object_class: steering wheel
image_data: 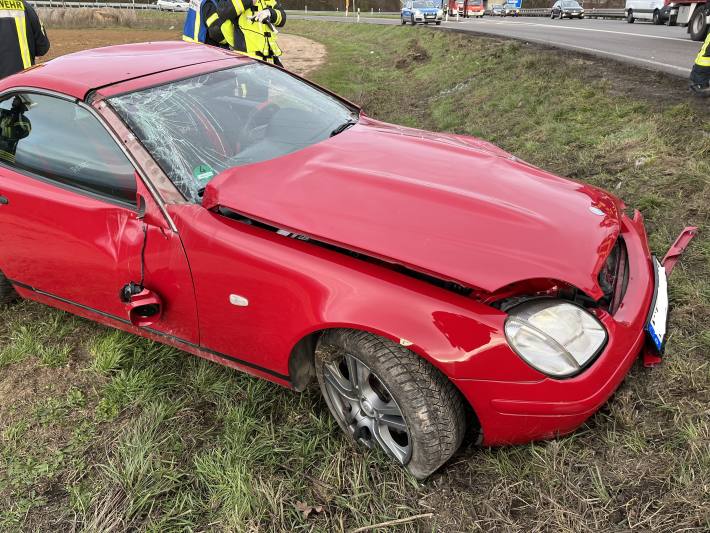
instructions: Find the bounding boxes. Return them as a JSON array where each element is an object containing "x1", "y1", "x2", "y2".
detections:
[
  {"x1": 240, "y1": 102, "x2": 281, "y2": 148},
  {"x1": 177, "y1": 92, "x2": 228, "y2": 157}
]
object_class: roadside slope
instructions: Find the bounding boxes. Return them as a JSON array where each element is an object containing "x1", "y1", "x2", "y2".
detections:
[{"x1": 1, "y1": 20, "x2": 707, "y2": 533}]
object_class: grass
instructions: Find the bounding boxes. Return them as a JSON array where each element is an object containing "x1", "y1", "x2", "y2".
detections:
[{"x1": 2, "y1": 20, "x2": 709, "y2": 532}]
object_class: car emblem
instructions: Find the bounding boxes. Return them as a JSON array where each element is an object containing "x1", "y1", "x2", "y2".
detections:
[{"x1": 589, "y1": 206, "x2": 605, "y2": 216}]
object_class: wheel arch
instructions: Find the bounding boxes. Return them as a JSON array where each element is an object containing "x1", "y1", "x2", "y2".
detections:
[
  {"x1": 287, "y1": 321, "x2": 459, "y2": 392},
  {"x1": 288, "y1": 323, "x2": 483, "y2": 443},
  {"x1": 285, "y1": 292, "x2": 541, "y2": 391}
]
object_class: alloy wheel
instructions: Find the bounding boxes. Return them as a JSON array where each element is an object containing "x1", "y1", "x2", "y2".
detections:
[{"x1": 322, "y1": 352, "x2": 412, "y2": 464}]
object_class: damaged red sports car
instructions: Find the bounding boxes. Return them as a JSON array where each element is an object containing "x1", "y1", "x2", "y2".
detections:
[{"x1": 0, "y1": 42, "x2": 696, "y2": 479}]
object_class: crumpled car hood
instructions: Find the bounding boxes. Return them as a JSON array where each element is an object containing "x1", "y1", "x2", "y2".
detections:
[{"x1": 203, "y1": 117, "x2": 621, "y2": 299}]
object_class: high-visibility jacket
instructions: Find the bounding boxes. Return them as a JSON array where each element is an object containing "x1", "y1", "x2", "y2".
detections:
[
  {"x1": 695, "y1": 31, "x2": 710, "y2": 69},
  {"x1": 217, "y1": 0, "x2": 286, "y2": 62},
  {"x1": 0, "y1": 0, "x2": 50, "y2": 79},
  {"x1": 183, "y1": 0, "x2": 230, "y2": 48}
]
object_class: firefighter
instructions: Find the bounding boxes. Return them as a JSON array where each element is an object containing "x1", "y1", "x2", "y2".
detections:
[
  {"x1": 0, "y1": 0, "x2": 50, "y2": 80},
  {"x1": 183, "y1": 0, "x2": 233, "y2": 48},
  {"x1": 216, "y1": 0, "x2": 287, "y2": 66},
  {"x1": 689, "y1": 31, "x2": 710, "y2": 97},
  {"x1": 0, "y1": 96, "x2": 31, "y2": 164}
]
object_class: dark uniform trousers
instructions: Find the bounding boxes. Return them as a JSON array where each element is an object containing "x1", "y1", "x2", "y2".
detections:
[{"x1": 690, "y1": 31, "x2": 710, "y2": 91}]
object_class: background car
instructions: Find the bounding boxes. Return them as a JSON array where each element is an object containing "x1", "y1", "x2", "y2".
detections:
[
  {"x1": 551, "y1": 0, "x2": 585, "y2": 18},
  {"x1": 156, "y1": 0, "x2": 189, "y2": 12},
  {"x1": 491, "y1": 3, "x2": 505, "y2": 15},
  {"x1": 402, "y1": 0, "x2": 444, "y2": 24},
  {"x1": 0, "y1": 41, "x2": 692, "y2": 479},
  {"x1": 625, "y1": 0, "x2": 678, "y2": 25}
]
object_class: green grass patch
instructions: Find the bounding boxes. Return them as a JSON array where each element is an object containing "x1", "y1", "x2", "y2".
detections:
[{"x1": 1, "y1": 21, "x2": 708, "y2": 532}]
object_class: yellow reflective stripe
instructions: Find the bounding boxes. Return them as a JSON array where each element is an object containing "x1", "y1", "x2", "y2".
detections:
[
  {"x1": 206, "y1": 12, "x2": 219, "y2": 26},
  {"x1": 193, "y1": 8, "x2": 201, "y2": 41},
  {"x1": 231, "y1": 0, "x2": 245, "y2": 14},
  {"x1": 696, "y1": 34, "x2": 710, "y2": 67},
  {"x1": 274, "y1": 8, "x2": 282, "y2": 25},
  {"x1": 14, "y1": 16, "x2": 31, "y2": 69},
  {"x1": 220, "y1": 19, "x2": 235, "y2": 47},
  {"x1": 0, "y1": 149, "x2": 16, "y2": 163},
  {"x1": 182, "y1": 35, "x2": 196, "y2": 42}
]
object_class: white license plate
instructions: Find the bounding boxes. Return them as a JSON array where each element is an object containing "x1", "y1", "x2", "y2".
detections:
[{"x1": 646, "y1": 258, "x2": 668, "y2": 352}]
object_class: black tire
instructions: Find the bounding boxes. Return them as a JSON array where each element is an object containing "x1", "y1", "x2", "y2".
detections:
[
  {"x1": 0, "y1": 271, "x2": 17, "y2": 306},
  {"x1": 627, "y1": 9, "x2": 635, "y2": 23},
  {"x1": 315, "y1": 329, "x2": 466, "y2": 480},
  {"x1": 667, "y1": 15, "x2": 677, "y2": 26},
  {"x1": 653, "y1": 9, "x2": 661, "y2": 25},
  {"x1": 411, "y1": 14, "x2": 417, "y2": 25},
  {"x1": 436, "y1": 20, "x2": 441, "y2": 24},
  {"x1": 689, "y1": 8, "x2": 708, "y2": 41}
]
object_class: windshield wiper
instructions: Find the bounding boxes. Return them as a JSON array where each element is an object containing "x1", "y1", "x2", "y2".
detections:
[{"x1": 330, "y1": 118, "x2": 357, "y2": 137}]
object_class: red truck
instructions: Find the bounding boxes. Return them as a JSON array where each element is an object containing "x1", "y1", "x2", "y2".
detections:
[
  {"x1": 679, "y1": 0, "x2": 709, "y2": 40},
  {"x1": 447, "y1": 0, "x2": 485, "y2": 17}
]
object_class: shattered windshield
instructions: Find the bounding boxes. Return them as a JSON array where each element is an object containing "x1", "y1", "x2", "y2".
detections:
[{"x1": 109, "y1": 63, "x2": 357, "y2": 201}]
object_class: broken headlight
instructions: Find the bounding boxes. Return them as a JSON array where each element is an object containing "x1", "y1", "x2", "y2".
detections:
[{"x1": 504, "y1": 299, "x2": 607, "y2": 378}]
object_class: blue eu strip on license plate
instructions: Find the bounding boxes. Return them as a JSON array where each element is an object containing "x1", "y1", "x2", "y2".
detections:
[{"x1": 646, "y1": 258, "x2": 668, "y2": 352}]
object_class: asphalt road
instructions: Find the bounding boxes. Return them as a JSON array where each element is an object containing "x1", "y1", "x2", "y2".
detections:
[{"x1": 291, "y1": 14, "x2": 702, "y2": 77}]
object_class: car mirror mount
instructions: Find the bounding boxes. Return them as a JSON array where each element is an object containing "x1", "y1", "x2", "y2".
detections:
[
  {"x1": 137, "y1": 194, "x2": 147, "y2": 220},
  {"x1": 119, "y1": 281, "x2": 163, "y2": 327}
]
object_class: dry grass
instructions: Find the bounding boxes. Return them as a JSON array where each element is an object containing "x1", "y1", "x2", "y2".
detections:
[{"x1": 37, "y1": 8, "x2": 138, "y2": 29}]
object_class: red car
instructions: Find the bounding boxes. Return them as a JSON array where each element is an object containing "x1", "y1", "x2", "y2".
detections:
[{"x1": 0, "y1": 42, "x2": 696, "y2": 478}]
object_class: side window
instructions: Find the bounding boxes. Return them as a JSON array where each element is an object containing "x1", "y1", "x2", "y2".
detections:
[{"x1": 0, "y1": 93, "x2": 137, "y2": 204}]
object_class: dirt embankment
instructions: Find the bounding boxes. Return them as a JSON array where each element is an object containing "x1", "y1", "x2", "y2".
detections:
[{"x1": 40, "y1": 29, "x2": 326, "y2": 77}]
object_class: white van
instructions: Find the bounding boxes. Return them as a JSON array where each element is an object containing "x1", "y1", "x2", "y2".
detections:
[{"x1": 625, "y1": 0, "x2": 678, "y2": 24}]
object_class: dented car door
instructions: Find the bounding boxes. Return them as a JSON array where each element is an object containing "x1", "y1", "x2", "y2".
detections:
[{"x1": 0, "y1": 91, "x2": 199, "y2": 344}]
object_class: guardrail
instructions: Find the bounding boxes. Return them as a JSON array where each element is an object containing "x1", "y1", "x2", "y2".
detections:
[
  {"x1": 506, "y1": 7, "x2": 625, "y2": 18},
  {"x1": 33, "y1": 1, "x2": 158, "y2": 9},
  {"x1": 32, "y1": 1, "x2": 626, "y2": 18}
]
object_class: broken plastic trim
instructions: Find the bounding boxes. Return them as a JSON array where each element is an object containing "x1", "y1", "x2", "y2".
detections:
[{"x1": 215, "y1": 207, "x2": 473, "y2": 298}]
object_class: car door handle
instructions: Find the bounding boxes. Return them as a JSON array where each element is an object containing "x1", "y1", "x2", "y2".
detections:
[{"x1": 0, "y1": 196, "x2": 8, "y2": 205}]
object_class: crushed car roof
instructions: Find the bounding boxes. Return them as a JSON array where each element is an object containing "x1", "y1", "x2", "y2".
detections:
[{"x1": 0, "y1": 41, "x2": 250, "y2": 100}]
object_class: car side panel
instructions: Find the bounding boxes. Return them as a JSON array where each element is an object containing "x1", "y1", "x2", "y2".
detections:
[
  {"x1": 0, "y1": 168, "x2": 200, "y2": 344},
  {"x1": 169, "y1": 204, "x2": 544, "y2": 383},
  {"x1": 0, "y1": 167, "x2": 143, "y2": 320}
]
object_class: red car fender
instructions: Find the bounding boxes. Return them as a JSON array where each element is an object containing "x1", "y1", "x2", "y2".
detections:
[
  {"x1": 282, "y1": 296, "x2": 544, "y2": 390},
  {"x1": 168, "y1": 205, "x2": 544, "y2": 390}
]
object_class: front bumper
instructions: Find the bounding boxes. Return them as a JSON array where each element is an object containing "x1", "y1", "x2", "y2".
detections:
[
  {"x1": 660, "y1": 6, "x2": 679, "y2": 18},
  {"x1": 414, "y1": 13, "x2": 443, "y2": 21},
  {"x1": 454, "y1": 212, "x2": 692, "y2": 446}
]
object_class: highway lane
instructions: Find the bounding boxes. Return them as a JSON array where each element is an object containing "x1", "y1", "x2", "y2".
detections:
[{"x1": 290, "y1": 15, "x2": 703, "y2": 77}]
